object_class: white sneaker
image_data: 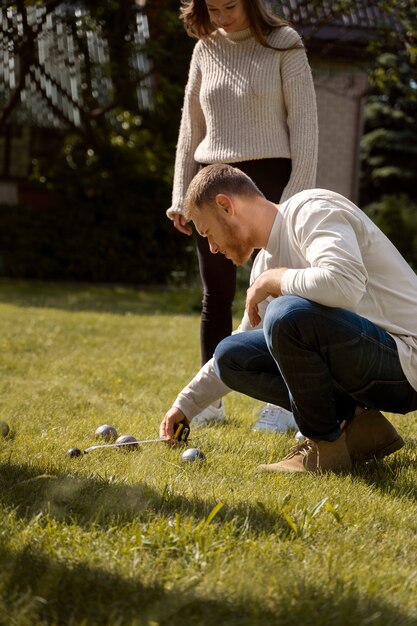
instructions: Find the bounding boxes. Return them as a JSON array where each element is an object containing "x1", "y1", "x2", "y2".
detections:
[
  {"x1": 253, "y1": 404, "x2": 297, "y2": 433},
  {"x1": 191, "y1": 401, "x2": 226, "y2": 427}
]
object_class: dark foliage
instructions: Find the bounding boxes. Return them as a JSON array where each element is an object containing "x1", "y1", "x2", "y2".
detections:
[
  {"x1": 0, "y1": 0, "x2": 196, "y2": 285},
  {"x1": 360, "y1": 51, "x2": 417, "y2": 206}
]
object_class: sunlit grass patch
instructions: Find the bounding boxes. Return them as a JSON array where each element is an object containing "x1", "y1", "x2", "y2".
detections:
[{"x1": 0, "y1": 280, "x2": 416, "y2": 626}]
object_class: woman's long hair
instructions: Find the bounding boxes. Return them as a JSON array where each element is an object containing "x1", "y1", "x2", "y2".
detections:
[{"x1": 180, "y1": 0, "x2": 303, "y2": 50}]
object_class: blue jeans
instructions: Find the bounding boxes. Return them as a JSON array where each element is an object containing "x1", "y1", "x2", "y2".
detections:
[{"x1": 214, "y1": 296, "x2": 417, "y2": 440}]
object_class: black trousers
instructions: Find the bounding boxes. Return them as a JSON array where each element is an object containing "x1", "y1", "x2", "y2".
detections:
[{"x1": 196, "y1": 158, "x2": 292, "y2": 365}]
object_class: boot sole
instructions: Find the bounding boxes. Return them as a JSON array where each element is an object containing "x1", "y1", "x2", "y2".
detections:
[{"x1": 351, "y1": 435, "x2": 405, "y2": 463}]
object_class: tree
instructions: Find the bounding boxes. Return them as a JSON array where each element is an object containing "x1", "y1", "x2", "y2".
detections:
[
  {"x1": 360, "y1": 50, "x2": 417, "y2": 205},
  {"x1": 0, "y1": 0, "x2": 196, "y2": 284},
  {"x1": 359, "y1": 0, "x2": 417, "y2": 205},
  {"x1": 358, "y1": 1, "x2": 417, "y2": 265}
]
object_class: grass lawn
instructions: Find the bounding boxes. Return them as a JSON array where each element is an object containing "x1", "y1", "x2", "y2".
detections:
[{"x1": 1, "y1": 279, "x2": 417, "y2": 626}]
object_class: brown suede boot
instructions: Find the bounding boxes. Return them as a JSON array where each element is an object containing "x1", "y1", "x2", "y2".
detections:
[
  {"x1": 343, "y1": 409, "x2": 404, "y2": 463},
  {"x1": 259, "y1": 431, "x2": 352, "y2": 474}
]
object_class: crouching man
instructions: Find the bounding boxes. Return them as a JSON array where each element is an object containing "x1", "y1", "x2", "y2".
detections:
[{"x1": 160, "y1": 164, "x2": 417, "y2": 474}]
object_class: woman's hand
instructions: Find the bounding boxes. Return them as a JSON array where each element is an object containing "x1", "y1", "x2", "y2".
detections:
[{"x1": 173, "y1": 214, "x2": 193, "y2": 236}]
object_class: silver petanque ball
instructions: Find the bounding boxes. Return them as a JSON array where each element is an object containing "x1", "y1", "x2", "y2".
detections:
[
  {"x1": 68, "y1": 447, "x2": 82, "y2": 458},
  {"x1": 115, "y1": 434, "x2": 138, "y2": 450},
  {"x1": 0, "y1": 421, "x2": 10, "y2": 437},
  {"x1": 181, "y1": 447, "x2": 206, "y2": 462},
  {"x1": 95, "y1": 424, "x2": 118, "y2": 441}
]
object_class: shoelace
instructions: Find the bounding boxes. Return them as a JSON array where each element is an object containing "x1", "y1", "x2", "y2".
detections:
[
  {"x1": 259, "y1": 408, "x2": 286, "y2": 422},
  {"x1": 284, "y1": 439, "x2": 315, "y2": 460}
]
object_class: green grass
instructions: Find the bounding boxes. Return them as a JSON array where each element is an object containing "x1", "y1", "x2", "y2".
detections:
[{"x1": 1, "y1": 279, "x2": 417, "y2": 626}]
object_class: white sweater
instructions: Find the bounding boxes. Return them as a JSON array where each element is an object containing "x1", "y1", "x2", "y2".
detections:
[
  {"x1": 173, "y1": 189, "x2": 417, "y2": 418},
  {"x1": 167, "y1": 26, "x2": 318, "y2": 217}
]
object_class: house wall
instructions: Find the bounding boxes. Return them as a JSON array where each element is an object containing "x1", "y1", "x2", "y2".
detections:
[
  {"x1": 0, "y1": 126, "x2": 31, "y2": 205},
  {"x1": 0, "y1": 182, "x2": 18, "y2": 205},
  {"x1": 311, "y1": 60, "x2": 369, "y2": 202},
  {"x1": 0, "y1": 126, "x2": 31, "y2": 180}
]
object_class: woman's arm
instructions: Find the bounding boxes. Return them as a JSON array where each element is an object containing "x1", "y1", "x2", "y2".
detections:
[
  {"x1": 280, "y1": 45, "x2": 318, "y2": 201},
  {"x1": 167, "y1": 44, "x2": 206, "y2": 221}
]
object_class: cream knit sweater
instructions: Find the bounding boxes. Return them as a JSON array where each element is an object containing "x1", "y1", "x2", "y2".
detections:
[{"x1": 167, "y1": 26, "x2": 318, "y2": 218}]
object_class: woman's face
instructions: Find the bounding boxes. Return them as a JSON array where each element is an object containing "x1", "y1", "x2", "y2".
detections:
[{"x1": 205, "y1": 0, "x2": 249, "y2": 33}]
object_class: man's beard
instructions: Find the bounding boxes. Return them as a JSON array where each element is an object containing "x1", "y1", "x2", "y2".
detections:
[{"x1": 219, "y1": 217, "x2": 253, "y2": 265}]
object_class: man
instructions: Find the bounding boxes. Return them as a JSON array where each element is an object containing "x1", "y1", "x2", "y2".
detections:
[{"x1": 160, "y1": 164, "x2": 417, "y2": 473}]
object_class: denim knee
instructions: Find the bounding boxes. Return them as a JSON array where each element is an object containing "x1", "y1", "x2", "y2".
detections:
[
  {"x1": 263, "y1": 296, "x2": 311, "y2": 344},
  {"x1": 214, "y1": 335, "x2": 237, "y2": 383}
]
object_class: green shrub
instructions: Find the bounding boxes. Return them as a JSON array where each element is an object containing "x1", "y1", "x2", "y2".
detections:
[
  {"x1": 0, "y1": 194, "x2": 195, "y2": 285},
  {"x1": 364, "y1": 194, "x2": 417, "y2": 269},
  {"x1": 0, "y1": 118, "x2": 196, "y2": 285}
]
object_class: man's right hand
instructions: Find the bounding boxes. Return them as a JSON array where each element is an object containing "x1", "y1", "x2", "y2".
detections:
[
  {"x1": 245, "y1": 268, "x2": 287, "y2": 327},
  {"x1": 173, "y1": 214, "x2": 193, "y2": 236},
  {"x1": 160, "y1": 406, "x2": 189, "y2": 442}
]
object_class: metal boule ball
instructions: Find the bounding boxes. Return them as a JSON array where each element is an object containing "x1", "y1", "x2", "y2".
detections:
[
  {"x1": 95, "y1": 424, "x2": 118, "y2": 441},
  {"x1": 0, "y1": 421, "x2": 10, "y2": 437},
  {"x1": 181, "y1": 447, "x2": 206, "y2": 462},
  {"x1": 68, "y1": 447, "x2": 82, "y2": 458},
  {"x1": 115, "y1": 435, "x2": 138, "y2": 450}
]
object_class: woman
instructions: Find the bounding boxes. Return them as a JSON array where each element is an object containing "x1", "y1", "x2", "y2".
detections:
[{"x1": 167, "y1": 0, "x2": 318, "y2": 430}]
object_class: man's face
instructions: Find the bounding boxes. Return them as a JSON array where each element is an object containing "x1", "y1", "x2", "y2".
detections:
[
  {"x1": 193, "y1": 202, "x2": 253, "y2": 265},
  {"x1": 205, "y1": 0, "x2": 249, "y2": 33}
]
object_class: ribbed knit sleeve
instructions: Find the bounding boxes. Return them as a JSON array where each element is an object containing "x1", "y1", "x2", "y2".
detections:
[
  {"x1": 167, "y1": 44, "x2": 206, "y2": 218},
  {"x1": 172, "y1": 356, "x2": 231, "y2": 419},
  {"x1": 280, "y1": 46, "x2": 318, "y2": 201}
]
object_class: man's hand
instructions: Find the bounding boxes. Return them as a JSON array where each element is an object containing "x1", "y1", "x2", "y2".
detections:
[
  {"x1": 173, "y1": 214, "x2": 193, "y2": 236},
  {"x1": 245, "y1": 268, "x2": 288, "y2": 327},
  {"x1": 160, "y1": 406, "x2": 189, "y2": 443}
]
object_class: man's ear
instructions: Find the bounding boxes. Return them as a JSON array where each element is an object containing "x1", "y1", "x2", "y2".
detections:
[{"x1": 215, "y1": 193, "x2": 234, "y2": 216}]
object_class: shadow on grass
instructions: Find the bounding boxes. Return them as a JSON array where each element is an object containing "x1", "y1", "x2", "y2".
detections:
[
  {"x1": 0, "y1": 542, "x2": 415, "y2": 626},
  {"x1": 0, "y1": 459, "x2": 284, "y2": 535},
  {"x1": 352, "y1": 440, "x2": 417, "y2": 501},
  {"x1": 3, "y1": 450, "x2": 417, "y2": 535},
  {"x1": 0, "y1": 279, "x2": 202, "y2": 316}
]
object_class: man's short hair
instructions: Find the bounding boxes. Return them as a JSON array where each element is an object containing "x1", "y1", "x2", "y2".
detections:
[{"x1": 184, "y1": 163, "x2": 264, "y2": 220}]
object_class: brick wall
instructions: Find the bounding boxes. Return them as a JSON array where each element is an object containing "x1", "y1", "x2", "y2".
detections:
[{"x1": 312, "y1": 60, "x2": 368, "y2": 202}]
